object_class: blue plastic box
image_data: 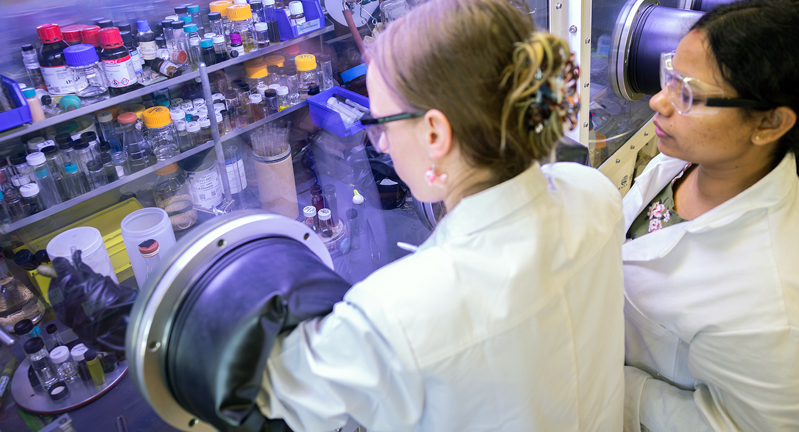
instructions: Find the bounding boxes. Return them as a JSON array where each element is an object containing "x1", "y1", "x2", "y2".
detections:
[
  {"x1": 271, "y1": 0, "x2": 324, "y2": 41},
  {"x1": 0, "y1": 75, "x2": 32, "y2": 132},
  {"x1": 307, "y1": 86, "x2": 369, "y2": 138}
]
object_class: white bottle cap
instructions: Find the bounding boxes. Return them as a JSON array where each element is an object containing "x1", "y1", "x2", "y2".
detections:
[
  {"x1": 212, "y1": 35, "x2": 225, "y2": 44},
  {"x1": 11, "y1": 174, "x2": 30, "y2": 187},
  {"x1": 49, "y1": 346, "x2": 70, "y2": 363},
  {"x1": 256, "y1": 84, "x2": 269, "y2": 97},
  {"x1": 175, "y1": 120, "x2": 187, "y2": 131},
  {"x1": 165, "y1": 14, "x2": 179, "y2": 21},
  {"x1": 318, "y1": 208, "x2": 331, "y2": 221},
  {"x1": 181, "y1": 101, "x2": 194, "y2": 111},
  {"x1": 19, "y1": 183, "x2": 40, "y2": 198},
  {"x1": 204, "y1": 33, "x2": 216, "y2": 39},
  {"x1": 233, "y1": 0, "x2": 247, "y2": 3},
  {"x1": 289, "y1": 1, "x2": 304, "y2": 15},
  {"x1": 249, "y1": 93, "x2": 263, "y2": 104},
  {"x1": 264, "y1": 0, "x2": 275, "y2": 5},
  {"x1": 170, "y1": 108, "x2": 186, "y2": 121},
  {"x1": 25, "y1": 152, "x2": 46, "y2": 167},
  {"x1": 212, "y1": 93, "x2": 225, "y2": 102},
  {"x1": 70, "y1": 344, "x2": 88, "y2": 362},
  {"x1": 193, "y1": 98, "x2": 206, "y2": 107},
  {"x1": 216, "y1": 113, "x2": 223, "y2": 123},
  {"x1": 214, "y1": 102, "x2": 226, "y2": 112},
  {"x1": 276, "y1": 86, "x2": 288, "y2": 96},
  {"x1": 268, "y1": 84, "x2": 281, "y2": 90},
  {"x1": 190, "y1": 37, "x2": 200, "y2": 46},
  {"x1": 172, "y1": 98, "x2": 184, "y2": 106},
  {"x1": 353, "y1": 192, "x2": 364, "y2": 205},
  {"x1": 255, "y1": 22, "x2": 269, "y2": 32},
  {"x1": 303, "y1": 206, "x2": 317, "y2": 218},
  {"x1": 187, "y1": 121, "x2": 201, "y2": 133},
  {"x1": 199, "y1": 117, "x2": 211, "y2": 127}
]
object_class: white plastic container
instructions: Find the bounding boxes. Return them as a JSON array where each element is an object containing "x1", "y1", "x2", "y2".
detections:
[
  {"x1": 47, "y1": 227, "x2": 119, "y2": 283},
  {"x1": 120, "y1": 208, "x2": 176, "y2": 288}
]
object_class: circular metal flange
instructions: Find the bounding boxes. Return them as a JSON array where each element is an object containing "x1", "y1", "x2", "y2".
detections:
[
  {"x1": 125, "y1": 210, "x2": 332, "y2": 431},
  {"x1": 609, "y1": 0, "x2": 659, "y2": 101}
]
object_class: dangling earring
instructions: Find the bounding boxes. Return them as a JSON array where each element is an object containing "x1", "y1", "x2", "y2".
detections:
[{"x1": 425, "y1": 162, "x2": 448, "y2": 186}]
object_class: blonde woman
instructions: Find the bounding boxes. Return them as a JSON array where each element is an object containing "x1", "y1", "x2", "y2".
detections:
[{"x1": 258, "y1": 1, "x2": 625, "y2": 430}]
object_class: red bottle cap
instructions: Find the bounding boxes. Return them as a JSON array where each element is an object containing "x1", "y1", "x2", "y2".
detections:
[
  {"x1": 81, "y1": 25, "x2": 101, "y2": 47},
  {"x1": 37, "y1": 23, "x2": 63, "y2": 44},
  {"x1": 99, "y1": 27, "x2": 123, "y2": 48},
  {"x1": 62, "y1": 24, "x2": 88, "y2": 44}
]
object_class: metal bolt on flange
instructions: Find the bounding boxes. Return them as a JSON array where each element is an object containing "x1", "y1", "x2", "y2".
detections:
[
  {"x1": 569, "y1": 25, "x2": 578, "y2": 33},
  {"x1": 555, "y1": 3, "x2": 562, "y2": 9}
]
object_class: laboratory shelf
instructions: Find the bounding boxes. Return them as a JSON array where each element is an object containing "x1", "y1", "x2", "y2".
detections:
[
  {"x1": 0, "y1": 141, "x2": 215, "y2": 234},
  {"x1": 219, "y1": 102, "x2": 308, "y2": 143},
  {"x1": 0, "y1": 25, "x2": 335, "y2": 145}
]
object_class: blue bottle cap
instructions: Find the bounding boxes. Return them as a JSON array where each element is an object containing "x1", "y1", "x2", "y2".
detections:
[
  {"x1": 64, "y1": 162, "x2": 78, "y2": 174},
  {"x1": 60, "y1": 95, "x2": 82, "y2": 111},
  {"x1": 63, "y1": 44, "x2": 99, "y2": 67},
  {"x1": 183, "y1": 23, "x2": 198, "y2": 34},
  {"x1": 200, "y1": 38, "x2": 213, "y2": 48},
  {"x1": 137, "y1": 19, "x2": 151, "y2": 32},
  {"x1": 0, "y1": 190, "x2": 4, "y2": 200},
  {"x1": 181, "y1": 15, "x2": 193, "y2": 24},
  {"x1": 187, "y1": 4, "x2": 201, "y2": 13}
]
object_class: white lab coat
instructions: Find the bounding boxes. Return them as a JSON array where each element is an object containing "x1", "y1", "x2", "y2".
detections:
[
  {"x1": 622, "y1": 152, "x2": 799, "y2": 432},
  {"x1": 258, "y1": 162, "x2": 626, "y2": 432}
]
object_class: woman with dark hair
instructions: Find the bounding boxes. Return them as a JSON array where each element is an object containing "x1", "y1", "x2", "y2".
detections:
[{"x1": 622, "y1": 0, "x2": 799, "y2": 430}]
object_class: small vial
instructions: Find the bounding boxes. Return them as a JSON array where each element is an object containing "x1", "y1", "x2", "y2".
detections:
[
  {"x1": 20, "y1": 184, "x2": 45, "y2": 214},
  {"x1": 254, "y1": 22, "x2": 270, "y2": 48},
  {"x1": 347, "y1": 209, "x2": 360, "y2": 250},
  {"x1": 200, "y1": 38, "x2": 216, "y2": 66},
  {"x1": 288, "y1": 1, "x2": 306, "y2": 26},
  {"x1": 249, "y1": 93, "x2": 265, "y2": 121},
  {"x1": 310, "y1": 184, "x2": 324, "y2": 213},
  {"x1": 212, "y1": 35, "x2": 228, "y2": 63},
  {"x1": 220, "y1": 110, "x2": 232, "y2": 132},
  {"x1": 62, "y1": 162, "x2": 87, "y2": 199},
  {"x1": 23, "y1": 88, "x2": 45, "y2": 122},
  {"x1": 87, "y1": 159, "x2": 109, "y2": 188},
  {"x1": 138, "y1": 239, "x2": 161, "y2": 280},
  {"x1": 25, "y1": 337, "x2": 59, "y2": 390},
  {"x1": 70, "y1": 344, "x2": 92, "y2": 382},
  {"x1": 276, "y1": 86, "x2": 289, "y2": 111},
  {"x1": 26, "y1": 152, "x2": 62, "y2": 208},
  {"x1": 21, "y1": 44, "x2": 47, "y2": 90},
  {"x1": 199, "y1": 118, "x2": 213, "y2": 143},
  {"x1": 187, "y1": 121, "x2": 203, "y2": 146},
  {"x1": 175, "y1": 120, "x2": 193, "y2": 152},
  {"x1": 229, "y1": 33, "x2": 245, "y2": 57},
  {"x1": 49, "y1": 346, "x2": 78, "y2": 383},
  {"x1": 318, "y1": 208, "x2": 333, "y2": 238},
  {"x1": 286, "y1": 70, "x2": 300, "y2": 106},
  {"x1": 263, "y1": 88, "x2": 278, "y2": 114},
  {"x1": 236, "y1": 107, "x2": 250, "y2": 128},
  {"x1": 84, "y1": 349, "x2": 106, "y2": 387},
  {"x1": 100, "y1": 153, "x2": 119, "y2": 183},
  {"x1": 303, "y1": 205, "x2": 318, "y2": 232},
  {"x1": 112, "y1": 151, "x2": 130, "y2": 178}
]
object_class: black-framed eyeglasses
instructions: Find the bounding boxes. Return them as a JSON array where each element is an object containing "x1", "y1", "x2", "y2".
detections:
[{"x1": 360, "y1": 111, "x2": 427, "y2": 152}]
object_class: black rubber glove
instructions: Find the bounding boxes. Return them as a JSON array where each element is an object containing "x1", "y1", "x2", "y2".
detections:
[{"x1": 48, "y1": 249, "x2": 137, "y2": 356}]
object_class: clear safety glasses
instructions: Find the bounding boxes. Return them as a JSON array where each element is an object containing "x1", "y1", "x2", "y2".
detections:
[
  {"x1": 659, "y1": 52, "x2": 772, "y2": 116},
  {"x1": 360, "y1": 111, "x2": 427, "y2": 153}
]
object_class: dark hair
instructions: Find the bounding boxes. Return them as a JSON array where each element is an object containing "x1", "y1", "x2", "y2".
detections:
[{"x1": 691, "y1": 0, "x2": 799, "y2": 173}]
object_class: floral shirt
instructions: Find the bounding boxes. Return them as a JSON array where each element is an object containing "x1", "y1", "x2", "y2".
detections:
[{"x1": 626, "y1": 163, "x2": 692, "y2": 240}]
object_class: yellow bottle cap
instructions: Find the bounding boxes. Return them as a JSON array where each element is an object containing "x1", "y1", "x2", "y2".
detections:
[
  {"x1": 143, "y1": 106, "x2": 172, "y2": 129},
  {"x1": 120, "y1": 104, "x2": 146, "y2": 119},
  {"x1": 155, "y1": 163, "x2": 179, "y2": 176},
  {"x1": 210, "y1": 0, "x2": 233, "y2": 17},
  {"x1": 226, "y1": 4, "x2": 253, "y2": 21},
  {"x1": 244, "y1": 57, "x2": 268, "y2": 79},
  {"x1": 264, "y1": 54, "x2": 285, "y2": 67},
  {"x1": 294, "y1": 54, "x2": 317, "y2": 72}
]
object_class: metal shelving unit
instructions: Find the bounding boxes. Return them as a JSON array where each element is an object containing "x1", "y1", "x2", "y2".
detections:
[
  {"x1": 0, "y1": 24, "x2": 335, "y2": 235},
  {"x1": 0, "y1": 25, "x2": 334, "y2": 144}
]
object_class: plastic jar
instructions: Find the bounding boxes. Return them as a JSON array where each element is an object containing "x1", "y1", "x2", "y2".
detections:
[
  {"x1": 226, "y1": 4, "x2": 255, "y2": 53},
  {"x1": 120, "y1": 208, "x2": 178, "y2": 287},
  {"x1": 294, "y1": 54, "x2": 317, "y2": 95},
  {"x1": 143, "y1": 107, "x2": 179, "y2": 161},
  {"x1": 49, "y1": 346, "x2": 78, "y2": 383},
  {"x1": 47, "y1": 226, "x2": 119, "y2": 283},
  {"x1": 63, "y1": 44, "x2": 109, "y2": 101}
]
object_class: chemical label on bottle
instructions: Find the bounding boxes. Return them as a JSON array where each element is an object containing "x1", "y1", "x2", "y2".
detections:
[
  {"x1": 40, "y1": 65, "x2": 74, "y2": 95},
  {"x1": 297, "y1": 18, "x2": 321, "y2": 34},
  {"x1": 140, "y1": 41, "x2": 158, "y2": 61},
  {"x1": 231, "y1": 45, "x2": 245, "y2": 57},
  {"x1": 225, "y1": 156, "x2": 247, "y2": 194},
  {"x1": 290, "y1": 16, "x2": 307, "y2": 26},
  {"x1": 130, "y1": 49, "x2": 144, "y2": 75},
  {"x1": 102, "y1": 55, "x2": 137, "y2": 88},
  {"x1": 116, "y1": 166, "x2": 125, "y2": 178},
  {"x1": 187, "y1": 165, "x2": 223, "y2": 209}
]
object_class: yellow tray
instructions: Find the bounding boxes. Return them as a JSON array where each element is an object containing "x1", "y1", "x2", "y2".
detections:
[{"x1": 14, "y1": 198, "x2": 143, "y2": 303}]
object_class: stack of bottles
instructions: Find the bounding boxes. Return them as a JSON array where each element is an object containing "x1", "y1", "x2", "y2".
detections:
[
  {"x1": 14, "y1": 318, "x2": 118, "y2": 397},
  {"x1": 17, "y1": 1, "x2": 326, "y2": 123}
]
